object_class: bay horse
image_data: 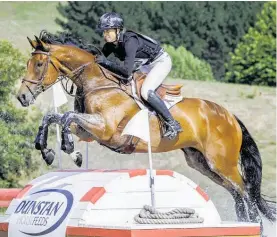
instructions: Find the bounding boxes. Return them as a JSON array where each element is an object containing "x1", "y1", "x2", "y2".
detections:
[{"x1": 16, "y1": 31, "x2": 275, "y2": 224}]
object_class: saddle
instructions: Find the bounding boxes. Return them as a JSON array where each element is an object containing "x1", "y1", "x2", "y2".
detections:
[
  {"x1": 133, "y1": 71, "x2": 183, "y2": 100},
  {"x1": 98, "y1": 64, "x2": 183, "y2": 100}
]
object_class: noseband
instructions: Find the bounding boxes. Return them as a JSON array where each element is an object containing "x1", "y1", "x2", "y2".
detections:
[{"x1": 21, "y1": 50, "x2": 91, "y2": 100}]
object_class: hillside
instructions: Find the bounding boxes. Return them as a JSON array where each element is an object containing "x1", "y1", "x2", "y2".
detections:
[
  {"x1": 0, "y1": 2, "x2": 63, "y2": 51},
  {"x1": 1, "y1": 2, "x2": 276, "y2": 235}
]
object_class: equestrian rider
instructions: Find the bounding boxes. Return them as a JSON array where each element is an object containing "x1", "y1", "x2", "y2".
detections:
[{"x1": 95, "y1": 12, "x2": 182, "y2": 140}]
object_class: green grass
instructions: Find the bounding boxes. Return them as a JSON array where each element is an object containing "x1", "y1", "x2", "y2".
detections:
[
  {"x1": 0, "y1": 2, "x2": 64, "y2": 52},
  {"x1": 0, "y1": 207, "x2": 7, "y2": 214}
]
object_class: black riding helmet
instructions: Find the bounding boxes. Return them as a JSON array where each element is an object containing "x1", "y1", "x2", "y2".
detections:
[{"x1": 97, "y1": 12, "x2": 124, "y2": 32}]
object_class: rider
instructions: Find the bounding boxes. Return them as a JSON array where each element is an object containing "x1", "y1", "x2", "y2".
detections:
[{"x1": 95, "y1": 12, "x2": 182, "y2": 140}]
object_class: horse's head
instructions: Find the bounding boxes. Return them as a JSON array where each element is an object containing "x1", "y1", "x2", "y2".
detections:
[
  {"x1": 17, "y1": 36, "x2": 62, "y2": 106},
  {"x1": 17, "y1": 33, "x2": 97, "y2": 107}
]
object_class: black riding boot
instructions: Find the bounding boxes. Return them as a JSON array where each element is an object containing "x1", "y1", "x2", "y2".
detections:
[{"x1": 147, "y1": 90, "x2": 183, "y2": 140}]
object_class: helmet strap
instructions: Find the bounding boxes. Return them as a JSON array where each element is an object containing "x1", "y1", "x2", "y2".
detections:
[{"x1": 111, "y1": 29, "x2": 121, "y2": 44}]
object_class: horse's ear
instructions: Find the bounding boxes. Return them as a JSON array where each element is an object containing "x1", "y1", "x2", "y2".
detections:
[
  {"x1": 27, "y1": 36, "x2": 38, "y2": 49},
  {"x1": 34, "y1": 35, "x2": 50, "y2": 52}
]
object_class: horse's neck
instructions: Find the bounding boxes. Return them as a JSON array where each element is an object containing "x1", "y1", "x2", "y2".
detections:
[
  {"x1": 80, "y1": 65, "x2": 132, "y2": 98},
  {"x1": 53, "y1": 45, "x2": 99, "y2": 89},
  {"x1": 54, "y1": 45, "x2": 132, "y2": 100}
]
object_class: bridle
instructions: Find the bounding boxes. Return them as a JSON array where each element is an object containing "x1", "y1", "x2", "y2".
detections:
[
  {"x1": 21, "y1": 49, "x2": 142, "y2": 104},
  {"x1": 21, "y1": 50, "x2": 91, "y2": 100}
]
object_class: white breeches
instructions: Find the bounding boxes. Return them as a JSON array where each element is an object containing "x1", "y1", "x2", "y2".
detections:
[{"x1": 140, "y1": 52, "x2": 172, "y2": 100}]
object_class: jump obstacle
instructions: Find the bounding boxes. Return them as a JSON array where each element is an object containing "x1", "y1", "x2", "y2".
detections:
[{"x1": 0, "y1": 169, "x2": 260, "y2": 237}]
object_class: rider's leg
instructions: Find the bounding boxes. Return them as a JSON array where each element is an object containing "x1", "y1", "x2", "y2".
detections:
[{"x1": 141, "y1": 52, "x2": 182, "y2": 140}]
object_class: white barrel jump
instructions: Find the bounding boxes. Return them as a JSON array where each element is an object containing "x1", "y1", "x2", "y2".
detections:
[{"x1": 0, "y1": 169, "x2": 260, "y2": 237}]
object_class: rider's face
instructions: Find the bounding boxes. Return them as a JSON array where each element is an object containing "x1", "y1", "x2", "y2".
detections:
[{"x1": 103, "y1": 29, "x2": 118, "y2": 43}]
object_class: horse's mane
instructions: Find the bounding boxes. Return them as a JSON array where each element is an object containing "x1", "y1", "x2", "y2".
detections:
[{"x1": 38, "y1": 30, "x2": 101, "y2": 55}]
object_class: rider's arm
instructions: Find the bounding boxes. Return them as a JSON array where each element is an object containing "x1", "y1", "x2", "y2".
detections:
[
  {"x1": 96, "y1": 37, "x2": 139, "y2": 79},
  {"x1": 102, "y1": 43, "x2": 114, "y2": 57}
]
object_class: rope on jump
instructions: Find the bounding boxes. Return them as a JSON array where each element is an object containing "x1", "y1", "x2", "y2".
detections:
[{"x1": 134, "y1": 205, "x2": 204, "y2": 224}]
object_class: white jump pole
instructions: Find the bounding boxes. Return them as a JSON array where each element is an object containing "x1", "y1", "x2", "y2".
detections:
[
  {"x1": 53, "y1": 95, "x2": 62, "y2": 170},
  {"x1": 147, "y1": 111, "x2": 156, "y2": 208},
  {"x1": 121, "y1": 109, "x2": 156, "y2": 208},
  {"x1": 52, "y1": 81, "x2": 68, "y2": 170}
]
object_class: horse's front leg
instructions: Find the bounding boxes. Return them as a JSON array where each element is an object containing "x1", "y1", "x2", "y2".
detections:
[
  {"x1": 60, "y1": 111, "x2": 109, "y2": 167},
  {"x1": 35, "y1": 113, "x2": 62, "y2": 165},
  {"x1": 60, "y1": 111, "x2": 107, "y2": 155}
]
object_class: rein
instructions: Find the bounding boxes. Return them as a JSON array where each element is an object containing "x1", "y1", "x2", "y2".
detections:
[
  {"x1": 95, "y1": 65, "x2": 144, "y2": 103},
  {"x1": 22, "y1": 49, "x2": 143, "y2": 105},
  {"x1": 22, "y1": 50, "x2": 92, "y2": 99}
]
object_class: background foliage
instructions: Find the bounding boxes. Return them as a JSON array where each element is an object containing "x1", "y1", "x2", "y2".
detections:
[
  {"x1": 0, "y1": 40, "x2": 40, "y2": 187},
  {"x1": 164, "y1": 44, "x2": 215, "y2": 81},
  {"x1": 56, "y1": 1, "x2": 264, "y2": 81},
  {"x1": 225, "y1": 2, "x2": 276, "y2": 86}
]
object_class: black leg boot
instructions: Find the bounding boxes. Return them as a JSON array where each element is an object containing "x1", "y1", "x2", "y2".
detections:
[{"x1": 147, "y1": 90, "x2": 183, "y2": 140}]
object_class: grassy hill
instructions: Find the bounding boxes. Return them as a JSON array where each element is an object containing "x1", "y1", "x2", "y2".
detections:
[{"x1": 0, "y1": 2, "x2": 64, "y2": 51}]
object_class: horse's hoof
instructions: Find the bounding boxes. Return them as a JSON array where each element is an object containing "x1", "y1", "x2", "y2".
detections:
[
  {"x1": 70, "y1": 151, "x2": 83, "y2": 167},
  {"x1": 41, "y1": 148, "x2": 55, "y2": 166},
  {"x1": 61, "y1": 142, "x2": 74, "y2": 154},
  {"x1": 61, "y1": 131, "x2": 74, "y2": 154}
]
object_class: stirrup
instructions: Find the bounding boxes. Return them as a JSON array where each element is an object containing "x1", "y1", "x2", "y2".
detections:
[{"x1": 162, "y1": 120, "x2": 182, "y2": 140}]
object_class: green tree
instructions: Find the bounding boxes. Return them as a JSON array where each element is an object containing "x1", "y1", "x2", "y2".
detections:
[
  {"x1": 150, "y1": 2, "x2": 264, "y2": 81},
  {"x1": 56, "y1": 1, "x2": 156, "y2": 46},
  {"x1": 164, "y1": 44, "x2": 215, "y2": 81},
  {"x1": 225, "y1": 2, "x2": 276, "y2": 86},
  {"x1": 56, "y1": 1, "x2": 263, "y2": 80},
  {"x1": 0, "y1": 40, "x2": 40, "y2": 187}
]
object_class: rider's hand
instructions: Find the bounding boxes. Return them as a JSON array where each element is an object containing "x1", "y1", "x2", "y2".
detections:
[{"x1": 95, "y1": 55, "x2": 106, "y2": 64}]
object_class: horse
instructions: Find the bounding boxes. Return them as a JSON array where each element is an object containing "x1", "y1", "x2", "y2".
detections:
[{"x1": 16, "y1": 31, "x2": 275, "y2": 224}]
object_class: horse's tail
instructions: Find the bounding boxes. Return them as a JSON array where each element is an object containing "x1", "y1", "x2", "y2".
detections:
[{"x1": 235, "y1": 116, "x2": 276, "y2": 222}]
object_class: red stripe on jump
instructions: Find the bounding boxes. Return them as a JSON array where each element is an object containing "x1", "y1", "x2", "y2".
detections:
[
  {"x1": 66, "y1": 226, "x2": 260, "y2": 237},
  {"x1": 0, "y1": 223, "x2": 8, "y2": 232},
  {"x1": 66, "y1": 227, "x2": 130, "y2": 237},
  {"x1": 128, "y1": 169, "x2": 147, "y2": 177},
  {"x1": 80, "y1": 187, "x2": 106, "y2": 204},
  {"x1": 196, "y1": 186, "x2": 209, "y2": 201},
  {"x1": 95, "y1": 169, "x2": 148, "y2": 177},
  {"x1": 54, "y1": 169, "x2": 177, "y2": 178},
  {"x1": 16, "y1": 185, "x2": 33, "y2": 199},
  {"x1": 55, "y1": 169, "x2": 149, "y2": 177},
  {"x1": 0, "y1": 188, "x2": 22, "y2": 207},
  {"x1": 156, "y1": 170, "x2": 174, "y2": 176},
  {"x1": 0, "y1": 201, "x2": 11, "y2": 208}
]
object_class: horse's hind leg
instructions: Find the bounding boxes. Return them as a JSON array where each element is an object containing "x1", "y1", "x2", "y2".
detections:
[
  {"x1": 182, "y1": 148, "x2": 249, "y2": 222},
  {"x1": 203, "y1": 147, "x2": 260, "y2": 223}
]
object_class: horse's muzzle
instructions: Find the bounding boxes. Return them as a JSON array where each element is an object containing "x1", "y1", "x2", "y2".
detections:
[{"x1": 17, "y1": 93, "x2": 30, "y2": 107}]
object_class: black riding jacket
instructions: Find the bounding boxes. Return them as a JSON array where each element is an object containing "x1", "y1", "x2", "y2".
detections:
[{"x1": 99, "y1": 30, "x2": 162, "y2": 78}]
